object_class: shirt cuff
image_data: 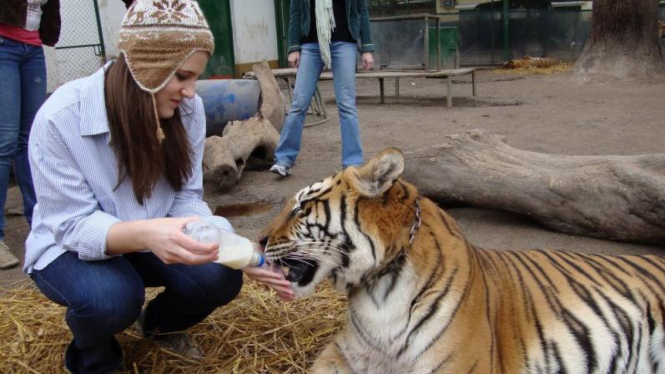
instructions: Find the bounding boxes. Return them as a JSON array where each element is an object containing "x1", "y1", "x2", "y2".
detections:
[
  {"x1": 76, "y1": 211, "x2": 121, "y2": 261},
  {"x1": 361, "y1": 43, "x2": 375, "y2": 53}
]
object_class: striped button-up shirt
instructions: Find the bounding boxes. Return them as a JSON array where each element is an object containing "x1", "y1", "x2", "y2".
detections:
[{"x1": 24, "y1": 64, "x2": 232, "y2": 273}]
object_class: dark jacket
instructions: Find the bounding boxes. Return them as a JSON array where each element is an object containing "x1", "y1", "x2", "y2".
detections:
[
  {"x1": 0, "y1": 0, "x2": 61, "y2": 47},
  {"x1": 288, "y1": 0, "x2": 374, "y2": 54}
]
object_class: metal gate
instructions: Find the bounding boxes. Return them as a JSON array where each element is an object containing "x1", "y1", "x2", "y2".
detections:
[
  {"x1": 54, "y1": 0, "x2": 106, "y2": 85},
  {"x1": 198, "y1": 0, "x2": 236, "y2": 78}
]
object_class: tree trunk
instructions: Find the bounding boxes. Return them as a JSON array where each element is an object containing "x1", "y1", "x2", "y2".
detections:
[
  {"x1": 574, "y1": 0, "x2": 665, "y2": 80},
  {"x1": 402, "y1": 130, "x2": 665, "y2": 245},
  {"x1": 202, "y1": 62, "x2": 283, "y2": 191}
]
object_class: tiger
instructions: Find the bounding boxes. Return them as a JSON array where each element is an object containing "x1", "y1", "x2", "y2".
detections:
[
  {"x1": 261, "y1": 148, "x2": 665, "y2": 374},
  {"x1": 503, "y1": 56, "x2": 561, "y2": 69}
]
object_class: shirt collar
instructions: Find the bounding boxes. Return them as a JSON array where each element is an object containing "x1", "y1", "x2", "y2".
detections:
[{"x1": 79, "y1": 61, "x2": 113, "y2": 137}]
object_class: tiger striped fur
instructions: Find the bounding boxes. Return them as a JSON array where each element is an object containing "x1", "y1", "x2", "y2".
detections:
[
  {"x1": 262, "y1": 148, "x2": 665, "y2": 374},
  {"x1": 503, "y1": 56, "x2": 562, "y2": 69}
]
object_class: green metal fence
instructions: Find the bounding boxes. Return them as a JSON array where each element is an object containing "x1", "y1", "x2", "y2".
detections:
[
  {"x1": 370, "y1": 15, "x2": 460, "y2": 70},
  {"x1": 54, "y1": 0, "x2": 105, "y2": 84},
  {"x1": 368, "y1": 2, "x2": 665, "y2": 67}
]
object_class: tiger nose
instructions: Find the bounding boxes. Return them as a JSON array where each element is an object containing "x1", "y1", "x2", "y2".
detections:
[{"x1": 259, "y1": 236, "x2": 268, "y2": 247}]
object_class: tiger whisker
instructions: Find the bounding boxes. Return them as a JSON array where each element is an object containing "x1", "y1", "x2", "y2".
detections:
[
  {"x1": 285, "y1": 252, "x2": 343, "y2": 268},
  {"x1": 292, "y1": 247, "x2": 348, "y2": 265},
  {"x1": 293, "y1": 242, "x2": 351, "y2": 258}
]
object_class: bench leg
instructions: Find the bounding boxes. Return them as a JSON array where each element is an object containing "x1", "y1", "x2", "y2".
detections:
[
  {"x1": 379, "y1": 78, "x2": 385, "y2": 104},
  {"x1": 472, "y1": 71, "x2": 477, "y2": 96},
  {"x1": 285, "y1": 77, "x2": 294, "y2": 102},
  {"x1": 447, "y1": 76, "x2": 452, "y2": 108},
  {"x1": 395, "y1": 78, "x2": 400, "y2": 99}
]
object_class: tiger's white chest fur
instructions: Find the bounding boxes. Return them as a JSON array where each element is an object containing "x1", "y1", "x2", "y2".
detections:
[{"x1": 334, "y1": 265, "x2": 469, "y2": 373}]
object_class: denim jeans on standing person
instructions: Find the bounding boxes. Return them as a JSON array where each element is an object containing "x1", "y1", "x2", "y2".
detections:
[
  {"x1": 274, "y1": 41, "x2": 364, "y2": 169},
  {"x1": 31, "y1": 251, "x2": 243, "y2": 374},
  {"x1": 0, "y1": 36, "x2": 43, "y2": 240}
]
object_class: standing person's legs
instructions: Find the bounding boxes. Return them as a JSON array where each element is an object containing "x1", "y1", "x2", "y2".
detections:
[
  {"x1": 0, "y1": 37, "x2": 23, "y2": 243},
  {"x1": 31, "y1": 252, "x2": 145, "y2": 374},
  {"x1": 273, "y1": 43, "x2": 324, "y2": 169},
  {"x1": 125, "y1": 252, "x2": 242, "y2": 335},
  {"x1": 330, "y1": 41, "x2": 364, "y2": 168},
  {"x1": 15, "y1": 44, "x2": 45, "y2": 226}
]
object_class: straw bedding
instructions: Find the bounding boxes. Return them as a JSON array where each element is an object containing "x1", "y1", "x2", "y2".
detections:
[{"x1": 0, "y1": 279, "x2": 346, "y2": 373}]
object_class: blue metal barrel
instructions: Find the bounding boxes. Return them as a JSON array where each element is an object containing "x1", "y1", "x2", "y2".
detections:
[{"x1": 195, "y1": 79, "x2": 261, "y2": 137}]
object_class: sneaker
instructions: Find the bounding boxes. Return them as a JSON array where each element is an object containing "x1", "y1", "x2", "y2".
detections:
[
  {"x1": 134, "y1": 308, "x2": 204, "y2": 360},
  {"x1": 270, "y1": 164, "x2": 291, "y2": 177},
  {"x1": 0, "y1": 241, "x2": 19, "y2": 269}
]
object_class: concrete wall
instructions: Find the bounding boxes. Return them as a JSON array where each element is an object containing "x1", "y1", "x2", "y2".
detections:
[
  {"x1": 98, "y1": 0, "x2": 128, "y2": 59},
  {"x1": 44, "y1": 46, "x2": 60, "y2": 93},
  {"x1": 230, "y1": 0, "x2": 280, "y2": 76}
]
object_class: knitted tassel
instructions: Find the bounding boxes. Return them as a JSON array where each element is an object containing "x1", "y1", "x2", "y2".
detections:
[
  {"x1": 151, "y1": 93, "x2": 165, "y2": 144},
  {"x1": 316, "y1": 0, "x2": 336, "y2": 69}
]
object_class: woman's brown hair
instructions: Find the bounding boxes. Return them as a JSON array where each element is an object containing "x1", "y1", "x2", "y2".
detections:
[{"x1": 104, "y1": 54, "x2": 193, "y2": 204}]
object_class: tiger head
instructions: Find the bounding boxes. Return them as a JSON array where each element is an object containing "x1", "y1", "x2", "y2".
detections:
[{"x1": 261, "y1": 148, "x2": 419, "y2": 298}]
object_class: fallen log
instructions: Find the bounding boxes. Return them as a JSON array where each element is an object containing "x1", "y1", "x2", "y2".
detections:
[
  {"x1": 402, "y1": 130, "x2": 665, "y2": 245},
  {"x1": 202, "y1": 62, "x2": 284, "y2": 191},
  {"x1": 203, "y1": 116, "x2": 279, "y2": 191}
]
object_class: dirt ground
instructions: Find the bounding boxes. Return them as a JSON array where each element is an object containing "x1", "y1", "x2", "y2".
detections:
[{"x1": 3, "y1": 68, "x2": 665, "y2": 286}]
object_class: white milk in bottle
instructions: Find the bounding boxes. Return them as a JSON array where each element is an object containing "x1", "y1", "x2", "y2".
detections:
[{"x1": 183, "y1": 220, "x2": 264, "y2": 269}]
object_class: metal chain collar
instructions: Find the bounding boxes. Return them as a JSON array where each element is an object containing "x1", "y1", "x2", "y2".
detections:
[{"x1": 409, "y1": 199, "x2": 422, "y2": 245}]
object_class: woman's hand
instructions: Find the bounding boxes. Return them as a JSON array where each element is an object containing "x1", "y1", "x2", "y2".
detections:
[
  {"x1": 243, "y1": 242, "x2": 295, "y2": 302},
  {"x1": 107, "y1": 216, "x2": 219, "y2": 265},
  {"x1": 362, "y1": 52, "x2": 374, "y2": 70},
  {"x1": 244, "y1": 265, "x2": 295, "y2": 302},
  {"x1": 145, "y1": 217, "x2": 220, "y2": 265},
  {"x1": 288, "y1": 51, "x2": 301, "y2": 68}
]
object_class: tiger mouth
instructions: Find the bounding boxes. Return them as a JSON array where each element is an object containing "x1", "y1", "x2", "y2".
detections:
[{"x1": 279, "y1": 257, "x2": 319, "y2": 286}]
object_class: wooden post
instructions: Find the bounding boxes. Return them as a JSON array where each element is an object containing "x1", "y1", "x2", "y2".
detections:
[{"x1": 502, "y1": 0, "x2": 510, "y2": 62}]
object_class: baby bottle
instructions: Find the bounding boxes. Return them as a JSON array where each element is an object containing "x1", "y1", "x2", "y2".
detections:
[{"x1": 183, "y1": 220, "x2": 265, "y2": 269}]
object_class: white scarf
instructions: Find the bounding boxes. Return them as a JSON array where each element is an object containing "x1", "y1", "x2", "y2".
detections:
[{"x1": 315, "y1": 0, "x2": 336, "y2": 69}]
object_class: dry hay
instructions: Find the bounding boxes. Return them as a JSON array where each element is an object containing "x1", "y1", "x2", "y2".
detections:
[
  {"x1": 0, "y1": 278, "x2": 346, "y2": 373},
  {"x1": 499, "y1": 56, "x2": 573, "y2": 75}
]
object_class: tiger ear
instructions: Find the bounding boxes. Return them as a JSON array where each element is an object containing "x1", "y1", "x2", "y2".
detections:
[{"x1": 347, "y1": 148, "x2": 405, "y2": 197}]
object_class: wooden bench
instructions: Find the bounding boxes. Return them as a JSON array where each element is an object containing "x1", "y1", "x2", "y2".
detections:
[{"x1": 244, "y1": 67, "x2": 477, "y2": 108}]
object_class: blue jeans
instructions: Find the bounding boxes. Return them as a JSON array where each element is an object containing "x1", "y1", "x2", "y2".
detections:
[
  {"x1": 274, "y1": 41, "x2": 364, "y2": 169},
  {"x1": 0, "y1": 36, "x2": 43, "y2": 239},
  {"x1": 31, "y1": 251, "x2": 243, "y2": 374}
]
